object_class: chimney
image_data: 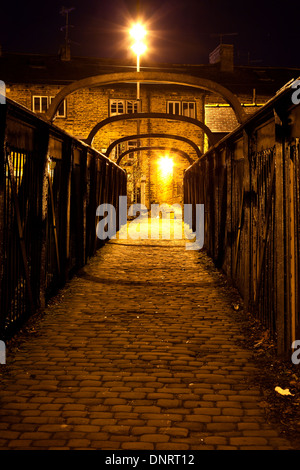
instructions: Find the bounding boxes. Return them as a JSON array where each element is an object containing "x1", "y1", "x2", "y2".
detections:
[{"x1": 209, "y1": 44, "x2": 234, "y2": 72}]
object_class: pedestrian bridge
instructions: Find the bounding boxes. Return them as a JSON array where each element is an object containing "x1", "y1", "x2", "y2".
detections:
[
  {"x1": 1, "y1": 83, "x2": 300, "y2": 450},
  {"x1": 0, "y1": 77, "x2": 300, "y2": 362}
]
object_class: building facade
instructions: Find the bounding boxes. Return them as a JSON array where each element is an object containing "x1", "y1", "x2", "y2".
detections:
[{"x1": 2, "y1": 44, "x2": 299, "y2": 207}]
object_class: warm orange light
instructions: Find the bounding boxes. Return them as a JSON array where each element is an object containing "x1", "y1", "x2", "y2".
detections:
[
  {"x1": 130, "y1": 23, "x2": 147, "y2": 59},
  {"x1": 130, "y1": 23, "x2": 147, "y2": 42},
  {"x1": 158, "y1": 156, "x2": 174, "y2": 176},
  {"x1": 131, "y1": 41, "x2": 147, "y2": 56}
]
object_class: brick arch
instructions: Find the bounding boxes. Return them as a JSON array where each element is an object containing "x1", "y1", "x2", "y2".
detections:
[
  {"x1": 85, "y1": 113, "x2": 217, "y2": 147},
  {"x1": 45, "y1": 71, "x2": 247, "y2": 124},
  {"x1": 116, "y1": 146, "x2": 193, "y2": 165},
  {"x1": 105, "y1": 133, "x2": 202, "y2": 161}
]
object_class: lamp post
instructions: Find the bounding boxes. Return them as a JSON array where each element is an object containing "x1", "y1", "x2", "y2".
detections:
[
  {"x1": 130, "y1": 23, "x2": 147, "y2": 104},
  {"x1": 129, "y1": 23, "x2": 147, "y2": 203}
]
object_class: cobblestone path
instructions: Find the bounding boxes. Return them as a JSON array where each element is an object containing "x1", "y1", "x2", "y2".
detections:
[{"x1": 0, "y1": 220, "x2": 297, "y2": 450}]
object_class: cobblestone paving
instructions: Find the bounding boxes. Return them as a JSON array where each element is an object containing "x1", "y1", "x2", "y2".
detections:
[{"x1": 0, "y1": 220, "x2": 297, "y2": 450}]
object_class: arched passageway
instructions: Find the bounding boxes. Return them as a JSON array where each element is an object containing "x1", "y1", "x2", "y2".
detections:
[
  {"x1": 105, "y1": 133, "x2": 202, "y2": 160},
  {"x1": 116, "y1": 146, "x2": 193, "y2": 165},
  {"x1": 85, "y1": 113, "x2": 217, "y2": 147},
  {"x1": 45, "y1": 71, "x2": 247, "y2": 124}
]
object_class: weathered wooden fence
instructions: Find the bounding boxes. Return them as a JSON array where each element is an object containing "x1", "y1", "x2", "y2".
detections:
[
  {"x1": 184, "y1": 79, "x2": 300, "y2": 357},
  {"x1": 0, "y1": 98, "x2": 126, "y2": 339}
]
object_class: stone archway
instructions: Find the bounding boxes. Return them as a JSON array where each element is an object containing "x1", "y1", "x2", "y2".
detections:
[
  {"x1": 105, "y1": 133, "x2": 202, "y2": 160},
  {"x1": 45, "y1": 71, "x2": 247, "y2": 124},
  {"x1": 85, "y1": 113, "x2": 217, "y2": 147},
  {"x1": 116, "y1": 146, "x2": 193, "y2": 165}
]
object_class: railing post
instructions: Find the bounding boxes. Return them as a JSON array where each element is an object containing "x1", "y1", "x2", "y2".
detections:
[
  {"x1": 38, "y1": 126, "x2": 51, "y2": 309},
  {"x1": 0, "y1": 103, "x2": 7, "y2": 336},
  {"x1": 274, "y1": 109, "x2": 286, "y2": 356},
  {"x1": 225, "y1": 143, "x2": 233, "y2": 277},
  {"x1": 242, "y1": 129, "x2": 251, "y2": 310},
  {"x1": 59, "y1": 138, "x2": 73, "y2": 285},
  {"x1": 216, "y1": 148, "x2": 227, "y2": 269}
]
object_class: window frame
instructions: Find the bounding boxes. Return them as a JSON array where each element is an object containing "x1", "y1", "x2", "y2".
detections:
[
  {"x1": 167, "y1": 100, "x2": 181, "y2": 115},
  {"x1": 109, "y1": 99, "x2": 125, "y2": 116},
  {"x1": 109, "y1": 99, "x2": 140, "y2": 116},
  {"x1": 32, "y1": 95, "x2": 48, "y2": 114},
  {"x1": 127, "y1": 140, "x2": 138, "y2": 162},
  {"x1": 50, "y1": 96, "x2": 67, "y2": 118},
  {"x1": 32, "y1": 95, "x2": 67, "y2": 118},
  {"x1": 182, "y1": 101, "x2": 196, "y2": 119},
  {"x1": 126, "y1": 100, "x2": 139, "y2": 114},
  {"x1": 167, "y1": 100, "x2": 196, "y2": 119}
]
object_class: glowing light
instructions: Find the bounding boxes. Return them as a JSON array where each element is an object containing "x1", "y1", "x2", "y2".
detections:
[
  {"x1": 131, "y1": 41, "x2": 147, "y2": 56},
  {"x1": 158, "y1": 156, "x2": 174, "y2": 177},
  {"x1": 130, "y1": 23, "x2": 147, "y2": 42},
  {"x1": 130, "y1": 23, "x2": 147, "y2": 60}
]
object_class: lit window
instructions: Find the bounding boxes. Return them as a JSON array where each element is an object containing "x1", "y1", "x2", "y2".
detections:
[
  {"x1": 182, "y1": 102, "x2": 196, "y2": 119},
  {"x1": 167, "y1": 101, "x2": 196, "y2": 119},
  {"x1": 167, "y1": 101, "x2": 181, "y2": 115},
  {"x1": 111, "y1": 141, "x2": 126, "y2": 160},
  {"x1": 127, "y1": 140, "x2": 138, "y2": 162},
  {"x1": 50, "y1": 96, "x2": 67, "y2": 118},
  {"x1": 110, "y1": 140, "x2": 138, "y2": 164},
  {"x1": 109, "y1": 99, "x2": 125, "y2": 116},
  {"x1": 110, "y1": 99, "x2": 140, "y2": 116},
  {"x1": 33, "y1": 96, "x2": 48, "y2": 113},
  {"x1": 126, "y1": 100, "x2": 139, "y2": 113},
  {"x1": 32, "y1": 95, "x2": 66, "y2": 118}
]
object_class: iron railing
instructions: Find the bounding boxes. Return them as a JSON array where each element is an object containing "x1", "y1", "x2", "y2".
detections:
[
  {"x1": 184, "y1": 81, "x2": 300, "y2": 357},
  {"x1": 0, "y1": 99, "x2": 126, "y2": 339}
]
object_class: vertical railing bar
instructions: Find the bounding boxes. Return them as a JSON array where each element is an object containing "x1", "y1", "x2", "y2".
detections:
[
  {"x1": 48, "y1": 160, "x2": 61, "y2": 279},
  {"x1": 254, "y1": 147, "x2": 276, "y2": 308},
  {"x1": 5, "y1": 146, "x2": 34, "y2": 315}
]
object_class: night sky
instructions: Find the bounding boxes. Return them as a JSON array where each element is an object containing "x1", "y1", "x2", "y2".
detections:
[{"x1": 1, "y1": 0, "x2": 299, "y2": 68}]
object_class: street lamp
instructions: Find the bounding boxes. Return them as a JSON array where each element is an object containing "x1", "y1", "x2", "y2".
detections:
[
  {"x1": 129, "y1": 22, "x2": 147, "y2": 204},
  {"x1": 130, "y1": 23, "x2": 147, "y2": 101}
]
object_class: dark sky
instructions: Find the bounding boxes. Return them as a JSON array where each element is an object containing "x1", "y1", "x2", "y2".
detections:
[{"x1": 1, "y1": 0, "x2": 299, "y2": 67}]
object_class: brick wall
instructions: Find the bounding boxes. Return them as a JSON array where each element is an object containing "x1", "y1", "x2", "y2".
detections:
[
  {"x1": 7, "y1": 80, "x2": 273, "y2": 206},
  {"x1": 7, "y1": 81, "x2": 205, "y2": 207}
]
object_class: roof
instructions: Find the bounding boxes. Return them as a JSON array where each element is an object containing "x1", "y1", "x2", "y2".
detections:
[
  {"x1": 205, "y1": 105, "x2": 259, "y2": 133},
  {"x1": 1, "y1": 52, "x2": 300, "y2": 97}
]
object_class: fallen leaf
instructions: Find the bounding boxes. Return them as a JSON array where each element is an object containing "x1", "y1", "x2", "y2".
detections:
[{"x1": 275, "y1": 386, "x2": 294, "y2": 396}]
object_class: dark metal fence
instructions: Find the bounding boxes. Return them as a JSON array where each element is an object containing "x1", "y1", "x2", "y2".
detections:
[
  {"x1": 0, "y1": 99, "x2": 126, "y2": 339},
  {"x1": 184, "y1": 80, "x2": 300, "y2": 357}
]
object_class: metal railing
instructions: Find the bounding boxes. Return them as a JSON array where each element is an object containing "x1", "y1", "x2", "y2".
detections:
[
  {"x1": 0, "y1": 99, "x2": 126, "y2": 339},
  {"x1": 184, "y1": 80, "x2": 300, "y2": 357}
]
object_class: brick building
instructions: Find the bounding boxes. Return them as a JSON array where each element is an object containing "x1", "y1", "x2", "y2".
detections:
[{"x1": 1, "y1": 43, "x2": 299, "y2": 207}]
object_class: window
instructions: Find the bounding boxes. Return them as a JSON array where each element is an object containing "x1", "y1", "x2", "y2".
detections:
[
  {"x1": 32, "y1": 95, "x2": 66, "y2": 118},
  {"x1": 110, "y1": 99, "x2": 125, "y2": 116},
  {"x1": 126, "y1": 100, "x2": 139, "y2": 114},
  {"x1": 109, "y1": 99, "x2": 140, "y2": 116},
  {"x1": 127, "y1": 140, "x2": 138, "y2": 163},
  {"x1": 167, "y1": 101, "x2": 181, "y2": 115},
  {"x1": 50, "y1": 96, "x2": 67, "y2": 118},
  {"x1": 111, "y1": 141, "x2": 126, "y2": 161},
  {"x1": 167, "y1": 100, "x2": 196, "y2": 119},
  {"x1": 111, "y1": 140, "x2": 137, "y2": 165},
  {"x1": 33, "y1": 96, "x2": 48, "y2": 113},
  {"x1": 182, "y1": 102, "x2": 196, "y2": 119}
]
